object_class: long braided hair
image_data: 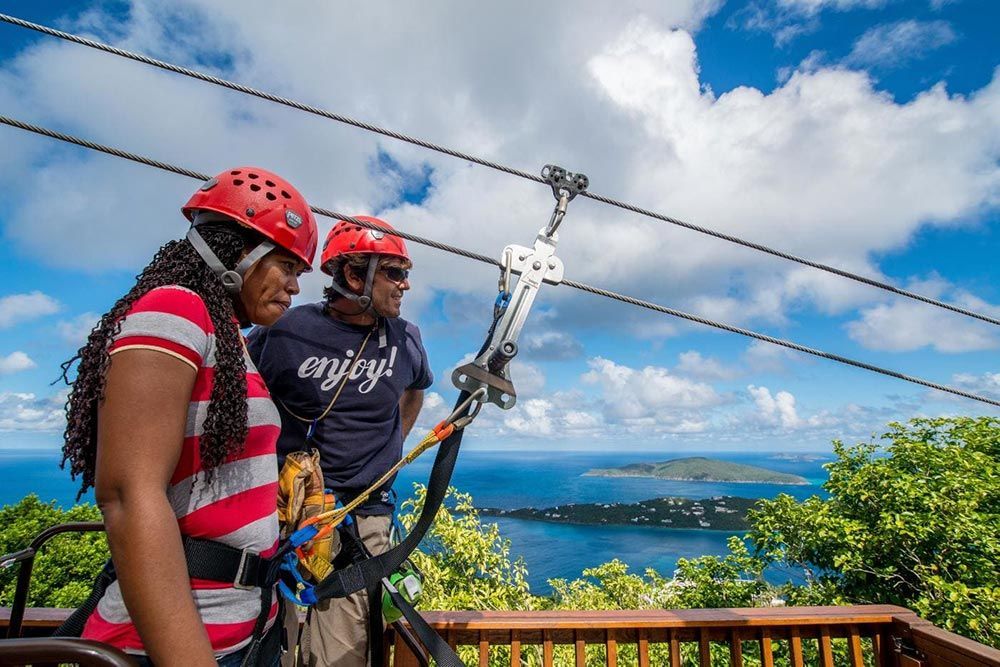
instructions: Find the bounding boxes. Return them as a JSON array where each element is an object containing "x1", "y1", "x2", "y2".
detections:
[{"x1": 61, "y1": 221, "x2": 263, "y2": 497}]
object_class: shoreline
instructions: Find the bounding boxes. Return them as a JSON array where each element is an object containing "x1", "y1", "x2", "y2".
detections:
[
  {"x1": 481, "y1": 512, "x2": 746, "y2": 533},
  {"x1": 582, "y1": 472, "x2": 809, "y2": 485}
]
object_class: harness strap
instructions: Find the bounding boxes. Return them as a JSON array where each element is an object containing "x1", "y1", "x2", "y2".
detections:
[
  {"x1": 183, "y1": 536, "x2": 278, "y2": 589},
  {"x1": 52, "y1": 560, "x2": 116, "y2": 637},
  {"x1": 311, "y1": 391, "x2": 471, "y2": 600},
  {"x1": 55, "y1": 536, "x2": 283, "y2": 666}
]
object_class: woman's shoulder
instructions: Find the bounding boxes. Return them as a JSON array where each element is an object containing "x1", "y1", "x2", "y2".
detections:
[{"x1": 126, "y1": 285, "x2": 212, "y2": 331}]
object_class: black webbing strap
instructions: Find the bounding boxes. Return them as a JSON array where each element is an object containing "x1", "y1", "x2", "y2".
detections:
[
  {"x1": 312, "y1": 391, "x2": 472, "y2": 601},
  {"x1": 386, "y1": 586, "x2": 464, "y2": 667},
  {"x1": 239, "y1": 578, "x2": 275, "y2": 667},
  {"x1": 53, "y1": 537, "x2": 280, "y2": 660},
  {"x1": 339, "y1": 520, "x2": 459, "y2": 667},
  {"x1": 53, "y1": 559, "x2": 116, "y2": 637},
  {"x1": 183, "y1": 536, "x2": 275, "y2": 588}
]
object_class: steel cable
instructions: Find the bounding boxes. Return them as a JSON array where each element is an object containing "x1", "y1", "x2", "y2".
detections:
[
  {"x1": 2, "y1": 12, "x2": 998, "y2": 328},
  {"x1": 2, "y1": 114, "x2": 997, "y2": 408}
]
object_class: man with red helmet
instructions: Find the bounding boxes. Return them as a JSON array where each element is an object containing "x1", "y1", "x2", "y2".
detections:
[{"x1": 246, "y1": 217, "x2": 432, "y2": 667}]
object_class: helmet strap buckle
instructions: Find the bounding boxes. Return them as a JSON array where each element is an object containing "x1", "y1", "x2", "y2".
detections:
[{"x1": 187, "y1": 226, "x2": 275, "y2": 298}]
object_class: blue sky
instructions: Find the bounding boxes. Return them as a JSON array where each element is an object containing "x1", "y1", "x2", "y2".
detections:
[{"x1": 0, "y1": 0, "x2": 997, "y2": 453}]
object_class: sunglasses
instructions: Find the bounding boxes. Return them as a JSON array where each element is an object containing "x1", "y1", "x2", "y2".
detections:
[{"x1": 379, "y1": 266, "x2": 410, "y2": 283}]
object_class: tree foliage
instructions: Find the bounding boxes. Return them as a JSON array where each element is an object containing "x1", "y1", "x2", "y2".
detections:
[
  {"x1": 749, "y1": 417, "x2": 1000, "y2": 646},
  {"x1": 397, "y1": 484, "x2": 536, "y2": 612},
  {"x1": 1, "y1": 416, "x2": 996, "y2": 653},
  {"x1": 0, "y1": 494, "x2": 107, "y2": 608}
]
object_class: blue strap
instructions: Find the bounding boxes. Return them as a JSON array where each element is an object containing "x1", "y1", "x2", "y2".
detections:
[
  {"x1": 288, "y1": 524, "x2": 319, "y2": 548},
  {"x1": 277, "y1": 552, "x2": 318, "y2": 607}
]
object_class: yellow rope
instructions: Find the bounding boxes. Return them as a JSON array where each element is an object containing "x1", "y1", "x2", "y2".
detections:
[{"x1": 309, "y1": 430, "x2": 440, "y2": 526}]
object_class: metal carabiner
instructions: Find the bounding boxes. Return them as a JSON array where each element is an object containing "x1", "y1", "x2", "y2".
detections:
[
  {"x1": 444, "y1": 387, "x2": 487, "y2": 428},
  {"x1": 498, "y1": 247, "x2": 512, "y2": 295}
]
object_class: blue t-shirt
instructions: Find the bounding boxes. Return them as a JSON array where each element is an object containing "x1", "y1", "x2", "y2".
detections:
[{"x1": 246, "y1": 303, "x2": 433, "y2": 515}]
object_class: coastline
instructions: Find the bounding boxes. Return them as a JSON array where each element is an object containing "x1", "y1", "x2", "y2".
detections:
[
  {"x1": 581, "y1": 472, "x2": 809, "y2": 485},
  {"x1": 480, "y1": 512, "x2": 746, "y2": 533}
]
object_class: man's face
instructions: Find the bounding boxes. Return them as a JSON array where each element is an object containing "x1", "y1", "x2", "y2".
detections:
[{"x1": 369, "y1": 257, "x2": 411, "y2": 318}]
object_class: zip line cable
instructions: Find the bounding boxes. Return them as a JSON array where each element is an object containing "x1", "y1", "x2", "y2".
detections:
[
  {"x1": 2, "y1": 114, "x2": 998, "y2": 409},
  {"x1": 2, "y1": 13, "x2": 998, "y2": 330}
]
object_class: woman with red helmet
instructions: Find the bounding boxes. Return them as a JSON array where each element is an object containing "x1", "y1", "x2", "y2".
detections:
[
  {"x1": 247, "y1": 217, "x2": 433, "y2": 667},
  {"x1": 60, "y1": 167, "x2": 317, "y2": 666}
]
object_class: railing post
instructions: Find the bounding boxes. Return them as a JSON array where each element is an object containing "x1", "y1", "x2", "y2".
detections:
[{"x1": 391, "y1": 630, "x2": 423, "y2": 667}]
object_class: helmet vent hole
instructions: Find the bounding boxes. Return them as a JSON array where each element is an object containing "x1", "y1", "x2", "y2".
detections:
[
  {"x1": 230, "y1": 170, "x2": 241, "y2": 175},
  {"x1": 248, "y1": 173, "x2": 259, "y2": 179},
  {"x1": 265, "y1": 180, "x2": 276, "y2": 187},
  {"x1": 281, "y1": 190, "x2": 291, "y2": 199},
  {"x1": 353, "y1": 226, "x2": 362, "y2": 232},
  {"x1": 266, "y1": 192, "x2": 277, "y2": 201},
  {"x1": 250, "y1": 184, "x2": 261, "y2": 192},
  {"x1": 233, "y1": 179, "x2": 244, "y2": 185}
]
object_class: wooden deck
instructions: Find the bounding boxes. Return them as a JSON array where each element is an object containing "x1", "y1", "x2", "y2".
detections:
[{"x1": 2, "y1": 605, "x2": 998, "y2": 666}]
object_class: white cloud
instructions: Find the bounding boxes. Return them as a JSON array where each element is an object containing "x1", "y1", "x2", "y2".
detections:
[
  {"x1": 845, "y1": 20, "x2": 957, "y2": 70},
  {"x1": 56, "y1": 312, "x2": 100, "y2": 345},
  {"x1": 504, "y1": 398, "x2": 556, "y2": 436},
  {"x1": 951, "y1": 372, "x2": 1000, "y2": 400},
  {"x1": 676, "y1": 350, "x2": 737, "y2": 381},
  {"x1": 845, "y1": 278, "x2": 1000, "y2": 352},
  {"x1": 747, "y1": 384, "x2": 832, "y2": 429},
  {"x1": 522, "y1": 331, "x2": 584, "y2": 360},
  {"x1": 0, "y1": 352, "x2": 37, "y2": 375},
  {"x1": 0, "y1": 292, "x2": 60, "y2": 328},
  {"x1": 582, "y1": 356, "x2": 724, "y2": 427},
  {"x1": 776, "y1": 0, "x2": 886, "y2": 15},
  {"x1": 0, "y1": 2, "x2": 998, "y2": 379},
  {"x1": 743, "y1": 340, "x2": 801, "y2": 374},
  {"x1": 0, "y1": 391, "x2": 65, "y2": 431},
  {"x1": 731, "y1": 0, "x2": 887, "y2": 45}
]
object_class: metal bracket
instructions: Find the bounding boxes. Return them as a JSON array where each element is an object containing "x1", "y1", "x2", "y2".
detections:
[
  {"x1": 452, "y1": 164, "x2": 586, "y2": 410},
  {"x1": 541, "y1": 164, "x2": 589, "y2": 202},
  {"x1": 541, "y1": 164, "x2": 589, "y2": 238}
]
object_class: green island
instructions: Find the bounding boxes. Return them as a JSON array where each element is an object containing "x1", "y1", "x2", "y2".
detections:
[
  {"x1": 479, "y1": 496, "x2": 757, "y2": 530},
  {"x1": 583, "y1": 456, "x2": 808, "y2": 485}
]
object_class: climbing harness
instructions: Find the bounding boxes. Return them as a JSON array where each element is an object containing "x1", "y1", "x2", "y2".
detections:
[
  {"x1": 53, "y1": 536, "x2": 295, "y2": 667},
  {"x1": 453, "y1": 164, "x2": 588, "y2": 409}
]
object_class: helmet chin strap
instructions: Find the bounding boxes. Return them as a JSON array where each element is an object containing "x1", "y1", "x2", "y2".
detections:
[
  {"x1": 327, "y1": 255, "x2": 388, "y2": 348},
  {"x1": 187, "y1": 216, "x2": 275, "y2": 298}
]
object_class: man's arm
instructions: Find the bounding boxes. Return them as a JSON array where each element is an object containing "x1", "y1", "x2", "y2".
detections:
[{"x1": 399, "y1": 388, "x2": 424, "y2": 440}]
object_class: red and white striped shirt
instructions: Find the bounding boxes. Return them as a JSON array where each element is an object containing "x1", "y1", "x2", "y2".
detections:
[{"x1": 82, "y1": 285, "x2": 281, "y2": 657}]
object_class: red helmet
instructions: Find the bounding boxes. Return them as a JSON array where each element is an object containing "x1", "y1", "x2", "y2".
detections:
[
  {"x1": 183, "y1": 167, "x2": 318, "y2": 269},
  {"x1": 320, "y1": 217, "x2": 410, "y2": 276}
]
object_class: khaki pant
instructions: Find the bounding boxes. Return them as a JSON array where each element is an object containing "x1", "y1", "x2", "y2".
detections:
[{"x1": 284, "y1": 514, "x2": 392, "y2": 667}]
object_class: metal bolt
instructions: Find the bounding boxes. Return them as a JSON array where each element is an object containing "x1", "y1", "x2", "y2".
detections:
[
  {"x1": 548, "y1": 261, "x2": 556, "y2": 269},
  {"x1": 532, "y1": 261, "x2": 542, "y2": 270}
]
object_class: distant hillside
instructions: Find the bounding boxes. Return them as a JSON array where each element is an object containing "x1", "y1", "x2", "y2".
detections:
[{"x1": 583, "y1": 456, "x2": 808, "y2": 485}]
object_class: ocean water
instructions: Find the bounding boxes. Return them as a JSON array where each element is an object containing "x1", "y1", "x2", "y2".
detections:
[{"x1": 0, "y1": 448, "x2": 830, "y2": 593}]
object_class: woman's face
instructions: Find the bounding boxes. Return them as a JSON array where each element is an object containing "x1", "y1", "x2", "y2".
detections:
[{"x1": 239, "y1": 248, "x2": 307, "y2": 326}]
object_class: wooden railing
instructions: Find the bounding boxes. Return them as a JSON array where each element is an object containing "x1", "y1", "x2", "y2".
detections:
[
  {"x1": 389, "y1": 606, "x2": 1000, "y2": 667},
  {"x1": 2, "y1": 605, "x2": 998, "y2": 666}
]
